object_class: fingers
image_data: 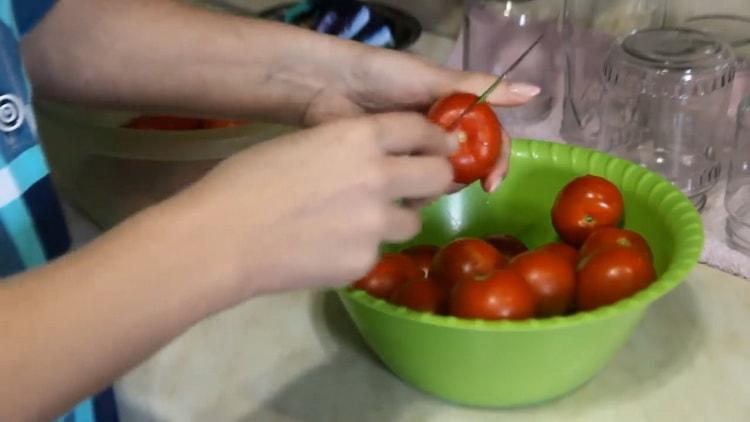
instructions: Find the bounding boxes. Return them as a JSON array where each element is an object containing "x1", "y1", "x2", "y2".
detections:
[
  {"x1": 383, "y1": 206, "x2": 422, "y2": 243},
  {"x1": 440, "y1": 69, "x2": 540, "y2": 107},
  {"x1": 381, "y1": 156, "x2": 453, "y2": 199},
  {"x1": 394, "y1": 131, "x2": 510, "y2": 221},
  {"x1": 402, "y1": 197, "x2": 433, "y2": 210},
  {"x1": 372, "y1": 113, "x2": 457, "y2": 156},
  {"x1": 369, "y1": 113, "x2": 511, "y2": 197},
  {"x1": 482, "y1": 130, "x2": 512, "y2": 193},
  {"x1": 445, "y1": 181, "x2": 465, "y2": 195}
]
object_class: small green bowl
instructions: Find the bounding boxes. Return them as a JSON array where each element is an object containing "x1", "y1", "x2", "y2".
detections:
[{"x1": 337, "y1": 139, "x2": 703, "y2": 408}]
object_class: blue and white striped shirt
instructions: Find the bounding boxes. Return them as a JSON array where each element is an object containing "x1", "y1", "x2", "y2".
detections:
[{"x1": 1, "y1": 1, "x2": 118, "y2": 420}]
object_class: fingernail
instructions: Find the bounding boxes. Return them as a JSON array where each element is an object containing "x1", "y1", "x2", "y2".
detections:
[
  {"x1": 508, "y1": 83, "x2": 541, "y2": 97},
  {"x1": 485, "y1": 175, "x2": 504, "y2": 193}
]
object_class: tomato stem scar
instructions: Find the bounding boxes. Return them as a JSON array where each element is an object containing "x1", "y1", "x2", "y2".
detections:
[{"x1": 457, "y1": 130, "x2": 468, "y2": 144}]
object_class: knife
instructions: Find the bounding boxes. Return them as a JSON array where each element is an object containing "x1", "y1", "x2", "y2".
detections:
[{"x1": 449, "y1": 33, "x2": 545, "y2": 130}]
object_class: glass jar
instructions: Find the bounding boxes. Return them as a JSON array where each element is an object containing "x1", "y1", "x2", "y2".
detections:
[
  {"x1": 462, "y1": 0, "x2": 561, "y2": 130},
  {"x1": 560, "y1": 0, "x2": 667, "y2": 148},
  {"x1": 680, "y1": 14, "x2": 750, "y2": 158},
  {"x1": 598, "y1": 28, "x2": 736, "y2": 210},
  {"x1": 725, "y1": 95, "x2": 750, "y2": 254}
]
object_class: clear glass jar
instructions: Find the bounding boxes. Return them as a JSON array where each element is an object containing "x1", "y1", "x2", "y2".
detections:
[
  {"x1": 560, "y1": 0, "x2": 667, "y2": 148},
  {"x1": 680, "y1": 14, "x2": 750, "y2": 159},
  {"x1": 462, "y1": 0, "x2": 561, "y2": 130},
  {"x1": 725, "y1": 95, "x2": 750, "y2": 255},
  {"x1": 598, "y1": 28, "x2": 736, "y2": 211}
]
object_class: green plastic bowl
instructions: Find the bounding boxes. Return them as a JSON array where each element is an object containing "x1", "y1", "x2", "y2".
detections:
[{"x1": 337, "y1": 139, "x2": 703, "y2": 408}]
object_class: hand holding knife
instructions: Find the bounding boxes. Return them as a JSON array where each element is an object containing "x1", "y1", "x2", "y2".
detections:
[{"x1": 448, "y1": 33, "x2": 545, "y2": 131}]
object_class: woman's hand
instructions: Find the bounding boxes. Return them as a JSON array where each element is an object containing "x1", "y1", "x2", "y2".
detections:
[
  {"x1": 301, "y1": 46, "x2": 540, "y2": 125},
  {"x1": 0, "y1": 112, "x2": 453, "y2": 420},
  {"x1": 303, "y1": 47, "x2": 539, "y2": 193},
  {"x1": 24, "y1": 1, "x2": 537, "y2": 193},
  {"x1": 169, "y1": 112, "x2": 455, "y2": 298}
]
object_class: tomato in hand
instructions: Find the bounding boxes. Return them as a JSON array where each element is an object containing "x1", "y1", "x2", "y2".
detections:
[
  {"x1": 427, "y1": 93, "x2": 502, "y2": 185},
  {"x1": 431, "y1": 238, "x2": 506, "y2": 290},
  {"x1": 402, "y1": 245, "x2": 440, "y2": 278},
  {"x1": 484, "y1": 234, "x2": 528, "y2": 259},
  {"x1": 580, "y1": 227, "x2": 653, "y2": 261},
  {"x1": 122, "y1": 115, "x2": 204, "y2": 131},
  {"x1": 391, "y1": 276, "x2": 447, "y2": 313},
  {"x1": 352, "y1": 253, "x2": 422, "y2": 300},
  {"x1": 538, "y1": 242, "x2": 580, "y2": 268},
  {"x1": 450, "y1": 269, "x2": 537, "y2": 320},
  {"x1": 551, "y1": 175, "x2": 624, "y2": 247},
  {"x1": 576, "y1": 246, "x2": 656, "y2": 311},
  {"x1": 508, "y1": 250, "x2": 576, "y2": 317}
]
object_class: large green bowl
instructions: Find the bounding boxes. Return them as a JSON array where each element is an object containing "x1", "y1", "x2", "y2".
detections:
[{"x1": 337, "y1": 139, "x2": 703, "y2": 408}]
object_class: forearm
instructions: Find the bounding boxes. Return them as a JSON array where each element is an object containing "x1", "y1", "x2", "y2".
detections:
[
  {"x1": 0, "y1": 200, "x2": 235, "y2": 421},
  {"x1": 22, "y1": 0, "x2": 364, "y2": 125}
]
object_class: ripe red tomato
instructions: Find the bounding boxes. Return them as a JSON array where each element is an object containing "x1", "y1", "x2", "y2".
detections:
[
  {"x1": 352, "y1": 253, "x2": 422, "y2": 300},
  {"x1": 122, "y1": 115, "x2": 204, "y2": 131},
  {"x1": 580, "y1": 227, "x2": 653, "y2": 261},
  {"x1": 538, "y1": 242, "x2": 580, "y2": 268},
  {"x1": 576, "y1": 247, "x2": 656, "y2": 311},
  {"x1": 483, "y1": 234, "x2": 528, "y2": 259},
  {"x1": 390, "y1": 277, "x2": 447, "y2": 314},
  {"x1": 551, "y1": 175, "x2": 624, "y2": 247},
  {"x1": 431, "y1": 238, "x2": 506, "y2": 290},
  {"x1": 202, "y1": 118, "x2": 248, "y2": 129},
  {"x1": 450, "y1": 269, "x2": 537, "y2": 320},
  {"x1": 508, "y1": 250, "x2": 576, "y2": 317},
  {"x1": 402, "y1": 245, "x2": 440, "y2": 278},
  {"x1": 427, "y1": 93, "x2": 502, "y2": 184}
]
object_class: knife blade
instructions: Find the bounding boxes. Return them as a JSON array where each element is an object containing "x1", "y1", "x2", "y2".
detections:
[{"x1": 448, "y1": 33, "x2": 545, "y2": 130}]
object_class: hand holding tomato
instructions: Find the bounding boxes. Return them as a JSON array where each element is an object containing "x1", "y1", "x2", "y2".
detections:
[{"x1": 427, "y1": 93, "x2": 507, "y2": 191}]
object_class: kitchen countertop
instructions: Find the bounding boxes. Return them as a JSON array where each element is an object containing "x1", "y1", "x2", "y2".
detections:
[
  {"x1": 57, "y1": 29, "x2": 750, "y2": 421},
  {"x1": 111, "y1": 263, "x2": 749, "y2": 422},
  {"x1": 59, "y1": 151, "x2": 750, "y2": 422}
]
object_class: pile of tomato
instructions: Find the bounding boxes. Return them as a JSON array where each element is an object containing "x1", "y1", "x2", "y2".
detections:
[
  {"x1": 350, "y1": 91, "x2": 655, "y2": 319},
  {"x1": 352, "y1": 174, "x2": 656, "y2": 319},
  {"x1": 121, "y1": 115, "x2": 247, "y2": 131}
]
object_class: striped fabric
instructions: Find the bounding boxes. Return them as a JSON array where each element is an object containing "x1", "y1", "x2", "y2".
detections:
[{"x1": 1, "y1": 1, "x2": 118, "y2": 421}]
